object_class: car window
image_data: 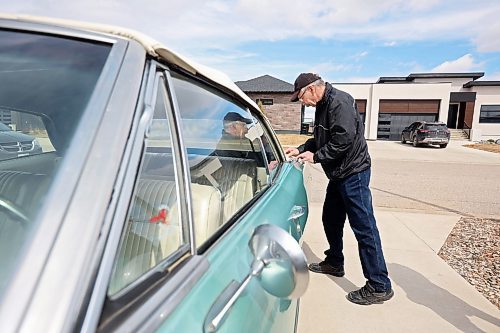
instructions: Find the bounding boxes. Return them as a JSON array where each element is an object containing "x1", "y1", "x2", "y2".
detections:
[
  {"x1": 424, "y1": 124, "x2": 447, "y2": 130},
  {"x1": 0, "y1": 29, "x2": 111, "y2": 294},
  {"x1": 170, "y1": 73, "x2": 275, "y2": 248},
  {"x1": 108, "y1": 75, "x2": 186, "y2": 296}
]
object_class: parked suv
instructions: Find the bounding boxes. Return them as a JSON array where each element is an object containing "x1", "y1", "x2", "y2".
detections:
[{"x1": 401, "y1": 121, "x2": 450, "y2": 148}]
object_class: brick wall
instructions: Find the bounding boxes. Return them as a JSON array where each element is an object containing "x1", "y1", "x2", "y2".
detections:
[{"x1": 247, "y1": 92, "x2": 302, "y2": 132}]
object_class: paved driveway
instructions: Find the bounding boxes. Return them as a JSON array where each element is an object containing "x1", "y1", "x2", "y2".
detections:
[
  {"x1": 298, "y1": 139, "x2": 500, "y2": 333},
  {"x1": 305, "y1": 140, "x2": 500, "y2": 218}
]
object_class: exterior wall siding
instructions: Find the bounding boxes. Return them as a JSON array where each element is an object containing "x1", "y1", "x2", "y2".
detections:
[
  {"x1": 239, "y1": 77, "x2": 500, "y2": 141},
  {"x1": 246, "y1": 92, "x2": 302, "y2": 132},
  {"x1": 470, "y1": 86, "x2": 500, "y2": 140}
]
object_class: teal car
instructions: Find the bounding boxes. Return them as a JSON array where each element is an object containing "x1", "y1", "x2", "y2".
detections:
[{"x1": 0, "y1": 14, "x2": 309, "y2": 332}]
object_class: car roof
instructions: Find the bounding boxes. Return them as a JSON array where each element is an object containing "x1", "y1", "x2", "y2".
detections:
[{"x1": 0, "y1": 13, "x2": 261, "y2": 112}]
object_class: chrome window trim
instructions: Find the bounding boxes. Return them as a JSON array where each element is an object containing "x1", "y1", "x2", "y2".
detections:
[
  {"x1": 84, "y1": 62, "x2": 203, "y2": 332},
  {"x1": 164, "y1": 69, "x2": 197, "y2": 253},
  {"x1": 0, "y1": 32, "x2": 128, "y2": 332},
  {"x1": 79, "y1": 59, "x2": 154, "y2": 333},
  {"x1": 103, "y1": 70, "x2": 192, "y2": 299}
]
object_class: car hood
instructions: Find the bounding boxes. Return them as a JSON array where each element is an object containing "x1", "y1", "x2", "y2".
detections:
[{"x1": 0, "y1": 131, "x2": 34, "y2": 143}]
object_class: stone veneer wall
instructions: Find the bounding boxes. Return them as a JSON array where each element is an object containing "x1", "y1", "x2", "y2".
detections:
[{"x1": 247, "y1": 92, "x2": 302, "y2": 132}]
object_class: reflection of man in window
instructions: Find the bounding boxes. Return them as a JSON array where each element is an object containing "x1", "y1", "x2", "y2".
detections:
[{"x1": 214, "y1": 112, "x2": 254, "y2": 159}]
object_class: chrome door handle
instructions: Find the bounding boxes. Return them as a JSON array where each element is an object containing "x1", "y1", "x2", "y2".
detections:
[
  {"x1": 288, "y1": 205, "x2": 306, "y2": 236},
  {"x1": 204, "y1": 261, "x2": 265, "y2": 332},
  {"x1": 288, "y1": 205, "x2": 306, "y2": 220}
]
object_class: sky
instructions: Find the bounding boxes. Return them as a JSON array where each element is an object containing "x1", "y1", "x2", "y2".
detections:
[{"x1": 2, "y1": 0, "x2": 500, "y2": 86}]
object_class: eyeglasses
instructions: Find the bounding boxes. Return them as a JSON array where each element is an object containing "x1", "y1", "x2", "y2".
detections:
[{"x1": 298, "y1": 86, "x2": 310, "y2": 102}]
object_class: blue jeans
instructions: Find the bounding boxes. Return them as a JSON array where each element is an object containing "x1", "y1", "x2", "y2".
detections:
[{"x1": 322, "y1": 168, "x2": 391, "y2": 292}]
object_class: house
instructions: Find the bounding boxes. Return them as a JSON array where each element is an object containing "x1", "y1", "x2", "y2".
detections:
[
  {"x1": 336, "y1": 72, "x2": 500, "y2": 141},
  {"x1": 235, "y1": 75, "x2": 303, "y2": 133},
  {"x1": 237, "y1": 73, "x2": 500, "y2": 141}
]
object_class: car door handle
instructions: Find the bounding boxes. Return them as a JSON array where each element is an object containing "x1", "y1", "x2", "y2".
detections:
[
  {"x1": 204, "y1": 261, "x2": 265, "y2": 332},
  {"x1": 288, "y1": 205, "x2": 306, "y2": 236}
]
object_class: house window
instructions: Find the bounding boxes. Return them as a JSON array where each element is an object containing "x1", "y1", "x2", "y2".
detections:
[
  {"x1": 256, "y1": 98, "x2": 273, "y2": 106},
  {"x1": 479, "y1": 105, "x2": 500, "y2": 123}
]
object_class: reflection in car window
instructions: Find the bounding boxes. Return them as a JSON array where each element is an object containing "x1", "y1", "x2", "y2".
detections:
[
  {"x1": 108, "y1": 75, "x2": 185, "y2": 296},
  {"x1": 170, "y1": 73, "x2": 276, "y2": 248},
  {"x1": 0, "y1": 30, "x2": 111, "y2": 295}
]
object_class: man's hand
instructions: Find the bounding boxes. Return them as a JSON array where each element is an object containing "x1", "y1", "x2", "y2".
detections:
[
  {"x1": 285, "y1": 147, "x2": 299, "y2": 157},
  {"x1": 296, "y1": 151, "x2": 315, "y2": 163}
]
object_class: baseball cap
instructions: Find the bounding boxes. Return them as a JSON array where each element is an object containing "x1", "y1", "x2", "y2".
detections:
[
  {"x1": 290, "y1": 73, "x2": 321, "y2": 102},
  {"x1": 223, "y1": 112, "x2": 253, "y2": 124}
]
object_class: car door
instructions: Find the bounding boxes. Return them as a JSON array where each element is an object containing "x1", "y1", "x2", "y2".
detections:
[
  {"x1": 403, "y1": 122, "x2": 414, "y2": 141},
  {"x1": 92, "y1": 63, "x2": 308, "y2": 332},
  {"x1": 410, "y1": 122, "x2": 421, "y2": 139},
  {"x1": 155, "y1": 70, "x2": 308, "y2": 333}
]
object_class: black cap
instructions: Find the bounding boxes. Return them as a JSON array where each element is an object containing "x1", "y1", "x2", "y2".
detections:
[
  {"x1": 223, "y1": 112, "x2": 252, "y2": 124},
  {"x1": 290, "y1": 73, "x2": 321, "y2": 102}
]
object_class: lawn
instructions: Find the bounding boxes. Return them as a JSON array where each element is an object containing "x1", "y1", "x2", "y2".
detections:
[
  {"x1": 463, "y1": 144, "x2": 500, "y2": 154},
  {"x1": 276, "y1": 134, "x2": 311, "y2": 147}
]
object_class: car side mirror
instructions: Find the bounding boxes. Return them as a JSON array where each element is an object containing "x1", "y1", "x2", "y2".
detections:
[
  {"x1": 204, "y1": 224, "x2": 309, "y2": 332},
  {"x1": 249, "y1": 224, "x2": 309, "y2": 299}
]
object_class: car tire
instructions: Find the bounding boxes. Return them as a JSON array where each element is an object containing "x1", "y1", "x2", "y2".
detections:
[
  {"x1": 412, "y1": 136, "x2": 419, "y2": 147},
  {"x1": 401, "y1": 135, "x2": 406, "y2": 144},
  {"x1": 440, "y1": 143, "x2": 447, "y2": 148}
]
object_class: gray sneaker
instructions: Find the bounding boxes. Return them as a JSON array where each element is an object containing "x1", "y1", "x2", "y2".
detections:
[
  {"x1": 346, "y1": 282, "x2": 394, "y2": 305},
  {"x1": 308, "y1": 261, "x2": 345, "y2": 277}
]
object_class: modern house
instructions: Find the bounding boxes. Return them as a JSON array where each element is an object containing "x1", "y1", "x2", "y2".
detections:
[{"x1": 236, "y1": 72, "x2": 500, "y2": 141}]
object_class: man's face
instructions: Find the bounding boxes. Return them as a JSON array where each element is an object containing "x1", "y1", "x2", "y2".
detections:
[
  {"x1": 299, "y1": 85, "x2": 317, "y2": 107},
  {"x1": 226, "y1": 121, "x2": 248, "y2": 138}
]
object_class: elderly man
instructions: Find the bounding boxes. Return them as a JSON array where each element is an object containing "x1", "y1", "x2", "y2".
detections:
[{"x1": 286, "y1": 73, "x2": 393, "y2": 305}]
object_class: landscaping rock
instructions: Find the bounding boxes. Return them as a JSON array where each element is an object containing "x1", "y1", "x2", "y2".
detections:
[{"x1": 438, "y1": 217, "x2": 500, "y2": 309}]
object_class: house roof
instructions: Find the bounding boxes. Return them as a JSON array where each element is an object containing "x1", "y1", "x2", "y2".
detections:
[
  {"x1": 377, "y1": 72, "x2": 485, "y2": 84},
  {"x1": 408, "y1": 72, "x2": 484, "y2": 80},
  {"x1": 463, "y1": 80, "x2": 500, "y2": 88},
  {"x1": 235, "y1": 75, "x2": 294, "y2": 93}
]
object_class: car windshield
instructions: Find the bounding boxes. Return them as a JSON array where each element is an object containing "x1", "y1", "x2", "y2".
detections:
[{"x1": 0, "y1": 29, "x2": 111, "y2": 295}]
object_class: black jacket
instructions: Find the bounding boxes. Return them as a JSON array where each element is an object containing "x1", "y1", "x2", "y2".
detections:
[{"x1": 298, "y1": 83, "x2": 371, "y2": 180}]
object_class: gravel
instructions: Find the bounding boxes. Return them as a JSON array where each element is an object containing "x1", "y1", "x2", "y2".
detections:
[{"x1": 438, "y1": 217, "x2": 500, "y2": 309}]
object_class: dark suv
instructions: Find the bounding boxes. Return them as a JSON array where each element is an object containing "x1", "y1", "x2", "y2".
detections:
[{"x1": 401, "y1": 121, "x2": 450, "y2": 148}]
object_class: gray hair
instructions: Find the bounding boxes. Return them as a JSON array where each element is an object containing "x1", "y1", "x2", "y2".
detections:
[
  {"x1": 310, "y1": 78, "x2": 325, "y2": 86},
  {"x1": 300, "y1": 79, "x2": 325, "y2": 96}
]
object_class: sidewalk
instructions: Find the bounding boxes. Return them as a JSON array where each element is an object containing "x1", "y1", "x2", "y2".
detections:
[{"x1": 298, "y1": 204, "x2": 500, "y2": 333}]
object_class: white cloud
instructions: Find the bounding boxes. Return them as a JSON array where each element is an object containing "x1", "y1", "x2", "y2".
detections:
[
  {"x1": 431, "y1": 54, "x2": 484, "y2": 72},
  {"x1": 2, "y1": 0, "x2": 500, "y2": 81},
  {"x1": 3, "y1": 0, "x2": 500, "y2": 51}
]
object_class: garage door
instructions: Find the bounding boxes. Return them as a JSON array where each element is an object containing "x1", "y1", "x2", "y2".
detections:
[
  {"x1": 377, "y1": 100, "x2": 439, "y2": 140},
  {"x1": 355, "y1": 99, "x2": 366, "y2": 124}
]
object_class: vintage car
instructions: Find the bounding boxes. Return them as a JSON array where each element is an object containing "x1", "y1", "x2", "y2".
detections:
[{"x1": 0, "y1": 14, "x2": 309, "y2": 333}]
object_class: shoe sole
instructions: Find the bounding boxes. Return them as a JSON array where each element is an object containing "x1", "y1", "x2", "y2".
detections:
[
  {"x1": 308, "y1": 265, "x2": 345, "y2": 277},
  {"x1": 346, "y1": 289, "x2": 394, "y2": 305}
]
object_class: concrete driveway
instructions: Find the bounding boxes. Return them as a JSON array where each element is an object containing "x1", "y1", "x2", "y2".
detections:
[{"x1": 298, "y1": 140, "x2": 500, "y2": 333}]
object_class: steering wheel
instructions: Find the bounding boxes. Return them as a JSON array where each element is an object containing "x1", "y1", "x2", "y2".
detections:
[{"x1": 0, "y1": 196, "x2": 29, "y2": 225}]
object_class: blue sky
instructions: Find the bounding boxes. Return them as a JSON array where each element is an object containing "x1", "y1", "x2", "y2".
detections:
[{"x1": 2, "y1": 0, "x2": 500, "y2": 84}]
